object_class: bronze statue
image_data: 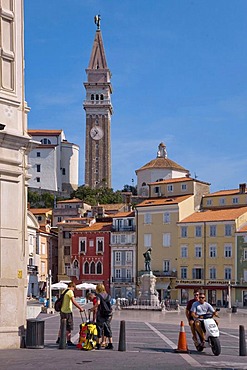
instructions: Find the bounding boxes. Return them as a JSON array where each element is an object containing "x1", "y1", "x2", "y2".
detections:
[
  {"x1": 94, "y1": 14, "x2": 101, "y2": 30},
  {"x1": 143, "y1": 248, "x2": 152, "y2": 272}
]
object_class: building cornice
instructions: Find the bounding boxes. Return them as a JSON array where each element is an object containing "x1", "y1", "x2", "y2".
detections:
[{"x1": 0, "y1": 131, "x2": 33, "y2": 151}]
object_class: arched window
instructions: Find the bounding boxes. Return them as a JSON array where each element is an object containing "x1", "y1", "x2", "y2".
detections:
[
  {"x1": 96, "y1": 261, "x2": 102, "y2": 274},
  {"x1": 40, "y1": 138, "x2": 51, "y2": 145},
  {"x1": 73, "y1": 259, "x2": 79, "y2": 268},
  {"x1": 91, "y1": 94, "x2": 94, "y2": 100},
  {"x1": 90, "y1": 262, "x2": 95, "y2": 274},
  {"x1": 79, "y1": 238, "x2": 86, "y2": 254},
  {"x1": 96, "y1": 238, "x2": 104, "y2": 253},
  {"x1": 100, "y1": 94, "x2": 104, "y2": 100},
  {"x1": 84, "y1": 261, "x2": 89, "y2": 274},
  {"x1": 96, "y1": 94, "x2": 99, "y2": 101}
]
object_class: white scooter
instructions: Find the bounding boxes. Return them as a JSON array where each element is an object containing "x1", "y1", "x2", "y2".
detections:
[{"x1": 194, "y1": 309, "x2": 221, "y2": 356}]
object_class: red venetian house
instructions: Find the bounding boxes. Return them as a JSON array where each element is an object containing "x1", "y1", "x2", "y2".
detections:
[{"x1": 71, "y1": 221, "x2": 112, "y2": 293}]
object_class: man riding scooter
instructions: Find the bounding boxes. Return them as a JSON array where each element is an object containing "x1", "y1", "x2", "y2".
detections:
[
  {"x1": 191, "y1": 292, "x2": 219, "y2": 347},
  {"x1": 185, "y1": 289, "x2": 199, "y2": 345}
]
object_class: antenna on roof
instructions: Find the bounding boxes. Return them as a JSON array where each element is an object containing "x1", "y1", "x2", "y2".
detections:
[{"x1": 194, "y1": 172, "x2": 198, "y2": 179}]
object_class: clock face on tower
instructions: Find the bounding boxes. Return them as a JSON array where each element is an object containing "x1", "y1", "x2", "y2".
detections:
[{"x1": 90, "y1": 126, "x2": 104, "y2": 140}]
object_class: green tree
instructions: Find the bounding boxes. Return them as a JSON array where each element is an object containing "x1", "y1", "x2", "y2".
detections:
[
  {"x1": 41, "y1": 192, "x2": 55, "y2": 208},
  {"x1": 28, "y1": 190, "x2": 41, "y2": 208},
  {"x1": 122, "y1": 184, "x2": 137, "y2": 195},
  {"x1": 28, "y1": 190, "x2": 55, "y2": 208},
  {"x1": 71, "y1": 186, "x2": 122, "y2": 205}
]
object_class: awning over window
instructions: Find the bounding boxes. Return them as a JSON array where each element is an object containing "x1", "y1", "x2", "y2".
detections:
[
  {"x1": 155, "y1": 282, "x2": 170, "y2": 289},
  {"x1": 175, "y1": 284, "x2": 228, "y2": 291}
]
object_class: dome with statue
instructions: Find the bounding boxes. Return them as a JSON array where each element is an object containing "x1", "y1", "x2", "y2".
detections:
[{"x1": 135, "y1": 143, "x2": 189, "y2": 197}]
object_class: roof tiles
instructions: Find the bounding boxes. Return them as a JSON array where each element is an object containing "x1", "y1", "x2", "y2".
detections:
[
  {"x1": 136, "y1": 194, "x2": 192, "y2": 207},
  {"x1": 204, "y1": 189, "x2": 247, "y2": 197},
  {"x1": 73, "y1": 222, "x2": 112, "y2": 232},
  {"x1": 28, "y1": 129, "x2": 62, "y2": 136},
  {"x1": 179, "y1": 206, "x2": 247, "y2": 223},
  {"x1": 112, "y1": 211, "x2": 135, "y2": 218},
  {"x1": 136, "y1": 157, "x2": 188, "y2": 172}
]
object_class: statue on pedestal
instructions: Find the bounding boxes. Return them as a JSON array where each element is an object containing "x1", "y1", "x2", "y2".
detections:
[
  {"x1": 143, "y1": 248, "x2": 152, "y2": 272},
  {"x1": 138, "y1": 248, "x2": 160, "y2": 307}
]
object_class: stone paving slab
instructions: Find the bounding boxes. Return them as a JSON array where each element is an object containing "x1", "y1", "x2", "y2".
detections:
[{"x1": 0, "y1": 307, "x2": 246, "y2": 370}]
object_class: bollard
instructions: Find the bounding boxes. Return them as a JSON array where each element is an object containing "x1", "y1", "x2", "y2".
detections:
[
  {"x1": 239, "y1": 325, "x2": 247, "y2": 356},
  {"x1": 59, "y1": 318, "x2": 67, "y2": 349},
  {"x1": 118, "y1": 320, "x2": 126, "y2": 351},
  {"x1": 20, "y1": 325, "x2": 26, "y2": 348}
]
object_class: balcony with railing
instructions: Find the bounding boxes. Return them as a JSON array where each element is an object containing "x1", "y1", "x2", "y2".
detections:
[
  {"x1": 65, "y1": 266, "x2": 80, "y2": 279},
  {"x1": 138, "y1": 270, "x2": 177, "y2": 278},
  {"x1": 114, "y1": 260, "x2": 133, "y2": 267},
  {"x1": 27, "y1": 265, "x2": 38, "y2": 274},
  {"x1": 112, "y1": 225, "x2": 136, "y2": 232},
  {"x1": 83, "y1": 99, "x2": 111, "y2": 106},
  {"x1": 112, "y1": 277, "x2": 134, "y2": 283},
  {"x1": 111, "y1": 233, "x2": 136, "y2": 245}
]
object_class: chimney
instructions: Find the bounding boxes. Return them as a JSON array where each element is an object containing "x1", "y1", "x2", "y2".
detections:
[{"x1": 239, "y1": 183, "x2": 246, "y2": 194}]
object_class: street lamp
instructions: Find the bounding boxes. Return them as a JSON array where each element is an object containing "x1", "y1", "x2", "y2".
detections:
[
  {"x1": 46, "y1": 269, "x2": 52, "y2": 310},
  {"x1": 228, "y1": 280, "x2": 231, "y2": 309},
  {"x1": 167, "y1": 285, "x2": 171, "y2": 299}
]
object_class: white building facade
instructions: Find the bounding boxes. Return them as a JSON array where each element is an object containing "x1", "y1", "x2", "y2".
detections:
[
  {"x1": 28, "y1": 129, "x2": 79, "y2": 194},
  {"x1": 27, "y1": 211, "x2": 39, "y2": 297},
  {"x1": 110, "y1": 211, "x2": 136, "y2": 300},
  {"x1": 0, "y1": 0, "x2": 32, "y2": 348}
]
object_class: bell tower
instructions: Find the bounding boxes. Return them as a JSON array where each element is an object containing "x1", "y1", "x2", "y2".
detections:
[{"x1": 83, "y1": 16, "x2": 113, "y2": 189}]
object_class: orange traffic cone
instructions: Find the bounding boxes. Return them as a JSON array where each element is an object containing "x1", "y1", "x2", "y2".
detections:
[{"x1": 174, "y1": 321, "x2": 190, "y2": 353}]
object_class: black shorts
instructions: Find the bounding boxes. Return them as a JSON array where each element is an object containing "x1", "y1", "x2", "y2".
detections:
[
  {"x1": 60, "y1": 312, "x2": 73, "y2": 332},
  {"x1": 96, "y1": 316, "x2": 112, "y2": 338}
]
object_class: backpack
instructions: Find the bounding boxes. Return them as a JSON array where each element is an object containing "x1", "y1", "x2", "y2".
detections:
[
  {"x1": 98, "y1": 294, "x2": 112, "y2": 318},
  {"x1": 54, "y1": 289, "x2": 69, "y2": 312}
]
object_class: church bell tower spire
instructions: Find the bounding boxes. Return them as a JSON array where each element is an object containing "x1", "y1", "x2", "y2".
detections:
[{"x1": 83, "y1": 16, "x2": 113, "y2": 189}]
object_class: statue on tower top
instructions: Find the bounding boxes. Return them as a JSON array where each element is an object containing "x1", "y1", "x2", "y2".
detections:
[
  {"x1": 94, "y1": 14, "x2": 101, "y2": 30},
  {"x1": 157, "y1": 142, "x2": 167, "y2": 159}
]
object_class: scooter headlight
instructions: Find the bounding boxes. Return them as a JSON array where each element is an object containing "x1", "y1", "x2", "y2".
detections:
[{"x1": 208, "y1": 323, "x2": 216, "y2": 329}]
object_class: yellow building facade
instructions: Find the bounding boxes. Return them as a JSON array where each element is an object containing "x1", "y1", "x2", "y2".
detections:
[
  {"x1": 202, "y1": 184, "x2": 247, "y2": 209},
  {"x1": 177, "y1": 207, "x2": 247, "y2": 306},
  {"x1": 136, "y1": 177, "x2": 210, "y2": 301}
]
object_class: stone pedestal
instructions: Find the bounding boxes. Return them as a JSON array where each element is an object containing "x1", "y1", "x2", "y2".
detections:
[{"x1": 138, "y1": 272, "x2": 160, "y2": 306}]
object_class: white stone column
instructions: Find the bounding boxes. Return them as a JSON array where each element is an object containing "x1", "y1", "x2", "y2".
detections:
[{"x1": 0, "y1": 0, "x2": 33, "y2": 348}]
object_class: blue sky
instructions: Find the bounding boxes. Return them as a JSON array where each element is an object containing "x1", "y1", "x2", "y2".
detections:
[{"x1": 24, "y1": 0, "x2": 247, "y2": 192}]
